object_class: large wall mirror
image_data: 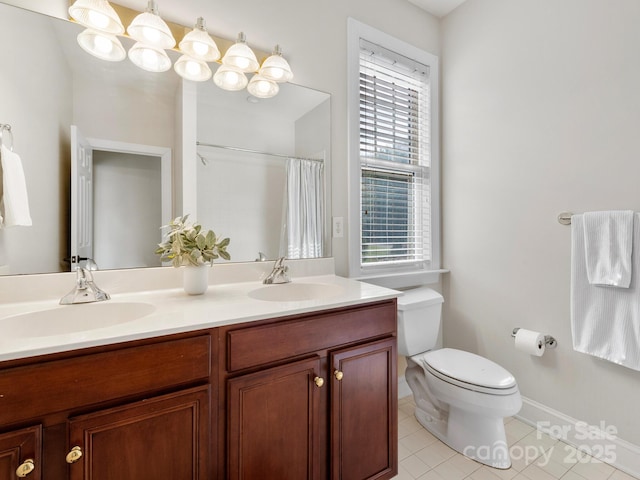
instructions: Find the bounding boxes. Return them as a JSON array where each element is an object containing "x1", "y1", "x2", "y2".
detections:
[{"x1": 0, "y1": 1, "x2": 331, "y2": 276}]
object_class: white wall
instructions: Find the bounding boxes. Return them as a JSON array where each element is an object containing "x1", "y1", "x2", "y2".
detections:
[
  {"x1": 0, "y1": 4, "x2": 72, "y2": 274},
  {"x1": 93, "y1": 151, "x2": 162, "y2": 270},
  {"x1": 72, "y1": 75, "x2": 176, "y2": 150},
  {"x1": 1, "y1": 0, "x2": 67, "y2": 18},
  {"x1": 442, "y1": 0, "x2": 640, "y2": 446},
  {"x1": 196, "y1": 101, "x2": 293, "y2": 261}
]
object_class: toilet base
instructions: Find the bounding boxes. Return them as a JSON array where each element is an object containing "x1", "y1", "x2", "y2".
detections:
[
  {"x1": 406, "y1": 361, "x2": 514, "y2": 469},
  {"x1": 414, "y1": 403, "x2": 512, "y2": 469}
]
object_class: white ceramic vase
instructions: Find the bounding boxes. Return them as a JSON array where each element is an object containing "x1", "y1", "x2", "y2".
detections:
[{"x1": 183, "y1": 265, "x2": 209, "y2": 295}]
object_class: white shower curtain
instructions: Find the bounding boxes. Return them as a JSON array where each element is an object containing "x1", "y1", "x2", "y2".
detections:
[{"x1": 284, "y1": 158, "x2": 324, "y2": 259}]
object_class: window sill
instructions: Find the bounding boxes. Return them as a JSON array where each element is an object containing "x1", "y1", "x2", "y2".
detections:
[{"x1": 354, "y1": 269, "x2": 449, "y2": 290}]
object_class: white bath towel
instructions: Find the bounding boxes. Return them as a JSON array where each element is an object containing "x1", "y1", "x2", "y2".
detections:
[
  {"x1": 0, "y1": 143, "x2": 32, "y2": 227},
  {"x1": 571, "y1": 213, "x2": 640, "y2": 371},
  {"x1": 583, "y1": 210, "x2": 634, "y2": 288}
]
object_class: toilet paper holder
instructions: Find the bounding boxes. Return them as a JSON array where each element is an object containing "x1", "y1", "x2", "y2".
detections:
[{"x1": 511, "y1": 328, "x2": 557, "y2": 349}]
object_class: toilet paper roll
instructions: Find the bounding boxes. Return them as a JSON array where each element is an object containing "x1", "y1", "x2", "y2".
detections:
[{"x1": 514, "y1": 328, "x2": 545, "y2": 356}]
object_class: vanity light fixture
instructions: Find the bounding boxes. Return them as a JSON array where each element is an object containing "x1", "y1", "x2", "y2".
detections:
[
  {"x1": 247, "y1": 74, "x2": 279, "y2": 99},
  {"x1": 126, "y1": 0, "x2": 176, "y2": 50},
  {"x1": 77, "y1": 28, "x2": 126, "y2": 61},
  {"x1": 179, "y1": 17, "x2": 220, "y2": 62},
  {"x1": 128, "y1": 41, "x2": 172, "y2": 72},
  {"x1": 174, "y1": 55, "x2": 212, "y2": 81},
  {"x1": 68, "y1": 0, "x2": 125, "y2": 34},
  {"x1": 259, "y1": 45, "x2": 293, "y2": 83},
  {"x1": 68, "y1": 3, "x2": 294, "y2": 96},
  {"x1": 221, "y1": 32, "x2": 259, "y2": 73},
  {"x1": 213, "y1": 64, "x2": 248, "y2": 91}
]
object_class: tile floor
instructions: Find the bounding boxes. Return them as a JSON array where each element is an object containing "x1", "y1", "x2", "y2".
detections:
[{"x1": 393, "y1": 397, "x2": 638, "y2": 480}]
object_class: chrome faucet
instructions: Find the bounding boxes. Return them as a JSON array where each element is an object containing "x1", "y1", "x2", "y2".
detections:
[
  {"x1": 263, "y1": 257, "x2": 291, "y2": 284},
  {"x1": 60, "y1": 267, "x2": 111, "y2": 305}
]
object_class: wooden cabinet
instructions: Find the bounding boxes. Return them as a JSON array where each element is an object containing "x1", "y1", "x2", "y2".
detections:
[
  {"x1": 0, "y1": 425, "x2": 41, "y2": 479},
  {"x1": 0, "y1": 333, "x2": 214, "y2": 480},
  {"x1": 227, "y1": 357, "x2": 322, "y2": 479},
  {"x1": 330, "y1": 339, "x2": 397, "y2": 480},
  {"x1": 67, "y1": 386, "x2": 209, "y2": 480},
  {"x1": 0, "y1": 297, "x2": 396, "y2": 480},
  {"x1": 221, "y1": 299, "x2": 398, "y2": 480}
]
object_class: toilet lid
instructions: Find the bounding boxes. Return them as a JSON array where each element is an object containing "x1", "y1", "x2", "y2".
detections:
[{"x1": 421, "y1": 348, "x2": 517, "y2": 390}]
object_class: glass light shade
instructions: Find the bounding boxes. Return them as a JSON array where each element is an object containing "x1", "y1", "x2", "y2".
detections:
[
  {"x1": 179, "y1": 17, "x2": 220, "y2": 62},
  {"x1": 126, "y1": 0, "x2": 175, "y2": 49},
  {"x1": 128, "y1": 42, "x2": 172, "y2": 72},
  {"x1": 69, "y1": 0, "x2": 124, "y2": 34},
  {"x1": 221, "y1": 32, "x2": 259, "y2": 73},
  {"x1": 259, "y1": 46, "x2": 293, "y2": 83},
  {"x1": 77, "y1": 29, "x2": 126, "y2": 61},
  {"x1": 174, "y1": 55, "x2": 212, "y2": 82},
  {"x1": 247, "y1": 74, "x2": 279, "y2": 99},
  {"x1": 213, "y1": 65, "x2": 248, "y2": 91}
]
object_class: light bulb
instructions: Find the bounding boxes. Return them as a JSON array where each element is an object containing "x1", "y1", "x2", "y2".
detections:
[
  {"x1": 225, "y1": 70, "x2": 240, "y2": 84},
  {"x1": 141, "y1": 25, "x2": 161, "y2": 44},
  {"x1": 268, "y1": 68, "x2": 284, "y2": 80},
  {"x1": 257, "y1": 80, "x2": 271, "y2": 93},
  {"x1": 192, "y1": 41, "x2": 209, "y2": 57},
  {"x1": 77, "y1": 29, "x2": 126, "y2": 62},
  {"x1": 129, "y1": 42, "x2": 171, "y2": 72},
  {"x1": 214, "y1": 65, "x2": 248, "y2": 91},
  {"x1": 93, "y1": 34, "x2": 114, "y2": 54},
  {"x1": 174, "y1": 54, "x2": 212, "y2": 81},
  {"x1": 186, "y1": 60, "x2": 201, "y2": 76},
  {"x1": 87, "y1": 10, "x2": 110, "y2": 30},
  {"x1": 247, "y1": 74, "x2": 279, "y2": 98},
  {"x1": 142, "y1": 49, "x2": 159, "y2": 69},
  {"x1": 235, "y1": 57, "x2": 250, "y2": 70}
]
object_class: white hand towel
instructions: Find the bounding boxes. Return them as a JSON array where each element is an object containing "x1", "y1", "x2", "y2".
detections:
[
  {"x1": 583, "y1": 210, "x2": 633, "y2": 288},
  {"x1": 0, "y1": 143, "x2": 32, "y2": 227},
  {"x1": 571, "y1": 213, "x2": 640, "y2": 371}
]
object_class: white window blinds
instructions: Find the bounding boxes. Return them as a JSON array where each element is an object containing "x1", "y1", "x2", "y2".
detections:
[{"x1": 359, "y1": 39, "x2": 432, "y2": 268}]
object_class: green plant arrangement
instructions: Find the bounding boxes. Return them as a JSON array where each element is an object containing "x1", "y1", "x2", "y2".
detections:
[{"x1": 155, "y1": 215, "x2": 231, "y2": 267}]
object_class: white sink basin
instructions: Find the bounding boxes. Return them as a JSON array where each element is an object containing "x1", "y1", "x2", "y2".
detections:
[
  {"x1": 248, "y1": 283, "x2": 344, "y2": 302},
  {"x1": 2, "y1": 302, "x2": 156, "y2": 339}
]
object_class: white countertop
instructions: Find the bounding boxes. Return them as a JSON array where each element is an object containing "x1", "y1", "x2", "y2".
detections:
[{"x1": 0, "y1": 275, "x2": 399, "y2": 362}]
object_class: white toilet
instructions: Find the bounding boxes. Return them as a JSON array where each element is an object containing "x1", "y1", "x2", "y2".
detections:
[{"x1": 397, "y1": 287, "x2": 522, "y2": 469}]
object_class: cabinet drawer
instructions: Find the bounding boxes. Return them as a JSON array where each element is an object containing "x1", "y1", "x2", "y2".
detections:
[
  {"x1": 0, "y1": 335, "x2": 211, "y2": 425},
  {"x1": 226, "y1": 300, "x2": 396, "y2": 372}
]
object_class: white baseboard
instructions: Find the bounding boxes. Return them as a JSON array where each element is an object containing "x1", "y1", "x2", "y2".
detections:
[
  {"x1": 398, "y1": 375, "x2": 412, "y2": 399},
  {"x1": 518, "y1": 396, "x2": 640, "y2": 479}
]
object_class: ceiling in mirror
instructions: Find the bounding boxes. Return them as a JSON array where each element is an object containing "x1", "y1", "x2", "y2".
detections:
[{"x1": 0, "y1": 1, "x2": 331, "y2": 277}]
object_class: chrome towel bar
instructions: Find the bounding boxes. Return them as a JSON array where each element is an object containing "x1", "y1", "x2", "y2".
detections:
[{"x1": 558, "y1": 212, "x2": 573, "y2": 225}]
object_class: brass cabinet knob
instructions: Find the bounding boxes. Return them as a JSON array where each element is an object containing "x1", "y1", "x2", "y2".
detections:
[
  {"x1": 15, "y1": 459, "x2": 35, "y2": 478},
  {"x1": 66, "y1": 446, "x2": 83, "y2": 464},
  {"x1": 314, "y1": 376, "x2": 324, "y2": 388},
  {"x1": 334, "y1": 370, "x2": 344, "y2": 381}
]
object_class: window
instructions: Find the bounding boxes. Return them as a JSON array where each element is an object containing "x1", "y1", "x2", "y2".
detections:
[{"x1": 348, "y1": 19, "x2": 440, "y2": 277}]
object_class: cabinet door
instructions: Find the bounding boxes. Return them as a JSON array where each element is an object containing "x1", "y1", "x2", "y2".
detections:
[
  {"x1": 330, "y1": 338, "x2": 397, "y2": 480},
  {"x1": 227, "y1": 357, "x2": 322, "y2": 480},
  {"x1": 67, "y1": 386, "x2": 209, "y2": 480},
  {"x1": 0, "y1": 425, "x2": 41, "y2": 480}
]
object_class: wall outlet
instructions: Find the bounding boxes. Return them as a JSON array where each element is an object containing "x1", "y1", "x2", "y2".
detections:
[{"x1": 333, "y1": 217, "x2": 344, "y2": 238}]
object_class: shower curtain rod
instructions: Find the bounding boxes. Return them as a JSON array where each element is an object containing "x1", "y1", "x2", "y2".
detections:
[{"x1": 196, "y1": 142, "x2": 324, "y2": 163}]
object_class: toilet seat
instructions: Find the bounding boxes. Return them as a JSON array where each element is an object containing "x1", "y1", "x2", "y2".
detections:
[{"x1": 414, "y1": 348, "x2": 518, "y2": 396}]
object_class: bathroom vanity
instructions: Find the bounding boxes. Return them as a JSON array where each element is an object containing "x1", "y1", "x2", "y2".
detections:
[{"x1": 0, "y1": 275, "x2": 398, "y2": 480}]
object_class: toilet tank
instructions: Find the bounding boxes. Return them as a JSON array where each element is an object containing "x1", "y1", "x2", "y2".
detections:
[{"x1": 397, "y1": 287, "x2": 444, "y2": 357}]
